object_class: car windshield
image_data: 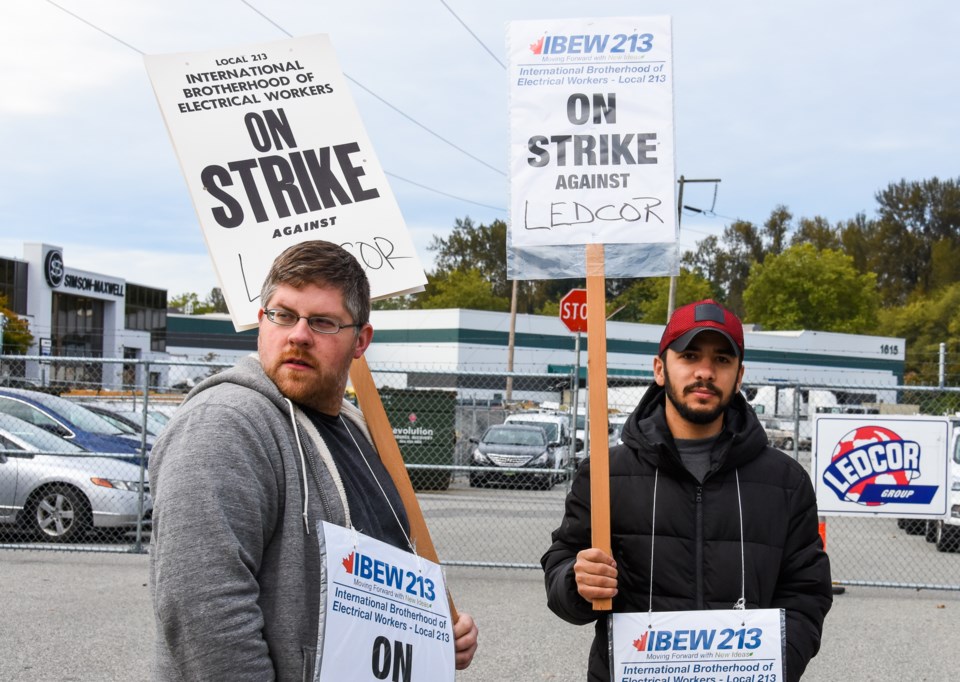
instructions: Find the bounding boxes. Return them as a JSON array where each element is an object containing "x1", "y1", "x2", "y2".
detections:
[
  {"x1": 483, "y1": 427, "x2": 545, "y2": 447},
  {"x1": 115, "y1": 410, "x2": 166, "y2": 435},
  {"x1": 509, "y1": 420, "x2": 559, "y2": 440},
  {"x1": 26, "y1": 393, "x2": 128, "y2": 436},
  {"x1": 0, "y1": 414, "x2": 86, "y2": 453}
]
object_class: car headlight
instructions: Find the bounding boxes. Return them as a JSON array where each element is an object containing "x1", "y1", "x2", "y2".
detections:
[
  {"x1": 472, "y1": 449, "x2": 490, "y2": 464},
  {"x1": 91, "y1": 477, "x2": 148, "y2": 493},
  {"x1": 529, "y1": 452, "x2": 550, "y2": 466}
]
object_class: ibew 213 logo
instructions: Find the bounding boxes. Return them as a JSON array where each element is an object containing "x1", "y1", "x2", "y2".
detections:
[
  {"x1": 631, "y1": 627, "x2": 762, "y2": 652},
  {"x1": 341, "y1": 550, "x2": 437, "y2": 602},
  {"x1": 528, "y1": 32, "x2": 654, "y2": 56},
  {"x1": 822, "y1": 425, "x2": 938, "y2": 506}
]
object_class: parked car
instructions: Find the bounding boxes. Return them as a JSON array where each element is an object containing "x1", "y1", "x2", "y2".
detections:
[
  {"x1": 0, "y1": 413, "x2": 151, "y2": 542},
  {"x1": 82, "y1": 405, "x2": 165, "y2": 444},
  {"x1": 572, "y1": 412, "x2": 613, "y2": 468},
  {"x1": 504, "y1": 411, "x2": 576, "y2": 471},
  {"x1": 923, "y1": 427, "x2": 960, "y2": 552},
  {"x1": 469, "y1": 423, "x2": 563, "y2": 489},
  {"x1": 0, "y1": 388, "x2": 148, "y2": 460},
  {"x1": 608, "y1": 414, "x2": 629, "y2": 447}
]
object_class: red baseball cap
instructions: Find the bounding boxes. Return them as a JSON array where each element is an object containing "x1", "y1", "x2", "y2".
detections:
[{"x1": 659, "y1": 299, "x2": 744, "y2": 358}]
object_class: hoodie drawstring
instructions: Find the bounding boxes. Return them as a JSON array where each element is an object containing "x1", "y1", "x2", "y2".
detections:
[{"x1": 285, "y1": 398, "x2": 311, "y2": 534}]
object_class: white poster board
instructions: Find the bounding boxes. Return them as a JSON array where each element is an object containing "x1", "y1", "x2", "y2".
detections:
[
  {"x1": 145, "y1": 35, "x2": 426, "y2": 330},
  {"x1": 813, "y1": 415, "x2": 951, "y2": 518},
  {"x1": 317, "y1": 522, "x2": 454, "y2": 681},
  {"x1": 508, "y1": 16, "x2": 676, "y2": 249}
]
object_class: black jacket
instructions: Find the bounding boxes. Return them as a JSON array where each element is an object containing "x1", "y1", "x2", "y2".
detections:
[{"x1": 542, "y1": 385, "x2": 832, "y2": 682}]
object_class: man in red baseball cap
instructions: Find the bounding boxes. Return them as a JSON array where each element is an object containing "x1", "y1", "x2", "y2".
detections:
[{"x1": 543, "y1": 299, "x2": 832, "y2": 682}]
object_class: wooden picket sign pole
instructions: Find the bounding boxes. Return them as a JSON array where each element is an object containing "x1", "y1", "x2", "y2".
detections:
[
  {"x1": 349, "y1": 355, "x2": 459, "y2": 623},
  {"x1": 585, "y1": 243, "x2": 613, "y2": 611}
]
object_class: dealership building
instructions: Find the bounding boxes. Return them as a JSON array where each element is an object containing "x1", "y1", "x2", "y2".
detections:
[
  {"x1": 0, "y1": 243, "x2": 168, "y2": 389},
  {"x1": 166, "y1": 308, "x2": 906, "y2": 407},
  {"x1": 2, "y1": 242, "x2": 906, "y2": 404}
]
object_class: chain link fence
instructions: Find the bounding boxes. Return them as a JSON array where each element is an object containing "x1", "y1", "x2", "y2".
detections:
[{"x1": 1, "y1": 353, "x2": 958, "y2": 591}]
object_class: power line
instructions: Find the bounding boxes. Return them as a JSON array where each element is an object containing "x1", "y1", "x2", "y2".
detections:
[
  {"x1": 42, "y1": 0, "x2": 506, "y2": 210},
  {"x1": 385, "y1": 172, "x2": 505, "y2": 212},
  {"x1": 344, "y1": 76, "x2": 505, "y2": 176},
  {"x1": 439, "y1": 0, "x2": 505, "y2": 69},
  {"x1": 43, "y1": 0, "x2": 144, "y2": 55},
  {"x1": 240, "y1": 0, "x2": 505, "y2": 177}
]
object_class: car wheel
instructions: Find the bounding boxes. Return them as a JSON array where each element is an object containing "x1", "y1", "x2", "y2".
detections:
[
  {"x1": 935, "y1": 522, "x2": 957, "y2": 553},
  {"x1": 27, "y1": 484, "x2": 91, "y2": 543},
  {"x1": 468, "y1": 473, "x2": 485, "y2": 488},
  {"x1": 925, "y1": 521, "x2": 937, "y2": 543},
  {"x1": 904, "y1": 519, "x2": 925, "y2": 535},
  {"x1": 781, "y1": 437, "x2": 794, "y2": 450},
  {"x1": 526, "y1": 472, "x2": 553, "y2": 491}
]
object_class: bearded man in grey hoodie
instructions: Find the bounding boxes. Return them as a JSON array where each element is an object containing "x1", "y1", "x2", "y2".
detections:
[{"x1": 149, "y1": 241, "x2": 478, "y2": 680}]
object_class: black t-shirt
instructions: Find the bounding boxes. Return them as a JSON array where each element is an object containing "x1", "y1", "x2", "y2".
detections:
[
  {"x1": 303, "y1": 408, "x2": 411, "y2": 552},
  {"x1": 675, "y1": 433, "x2": 721, "y2": 483}
]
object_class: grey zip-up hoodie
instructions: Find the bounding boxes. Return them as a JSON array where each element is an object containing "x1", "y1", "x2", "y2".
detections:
[{"x1": 149, "y1": 355, "x2": 373, "y2": 681}]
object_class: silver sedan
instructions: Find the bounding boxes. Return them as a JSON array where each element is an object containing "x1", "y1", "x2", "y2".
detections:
[{"x1": 0, "y1": 414, "x2": 151, "y2": 542}]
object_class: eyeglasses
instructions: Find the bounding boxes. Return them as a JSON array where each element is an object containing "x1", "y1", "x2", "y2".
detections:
[{"x1": 262, "y1": 308, "x2": 362, "y2": 334}]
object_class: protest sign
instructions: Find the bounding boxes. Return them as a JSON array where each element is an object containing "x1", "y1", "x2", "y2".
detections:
[
  {"x1": 145, "y1": 35, "x2": 426, "y2": 331},
  {"x1": 612, "y1": 609, "x2": 785, "y2": 682},
  {"x1": 507, "y1": 17, "x2": 678, "y2": 607},
  {"x1": 318, "y1": 522, "x2": 454, "y2": 681},
  {"x1": 508, "y1": 16, "x2": 676, "y2": 258}
]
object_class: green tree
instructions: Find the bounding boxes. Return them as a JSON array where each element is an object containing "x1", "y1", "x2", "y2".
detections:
[
  {"x1": 836, "y1": 213, "x2": 874, "y2": 274},
  {"x1": 684, "y1": 207, "x2": 799, "y2": 316},
  {"x1": 417, "y1": 269, "x2": 511, "y2": 311},
  {"x1": 869, "y1": 177, "x2": 960, "y2": 303},
  {"x1": 169, "y1": 292, "x2": 218, "y2": 315},
  {"x1": 610, "y1": 270, "x2": 713, "y2": 324},
  {"x1": 423, "y1": 215, "x2": 578, "y2": 314},
  {"x1": 429, "y1": 217, "x2": 509, "y2": 298},
  {"x1": 790, "y1": 216, "x2": 840, "y2": 251},
  {"x1": 877, "y1": 282, "x2": 960, "y2": 387},
  {"x1": 205, "y1": 287, "x2": 229, "y2": 313},
  {"x1": 169, "y1": 292, "x2": 200, "y2": 313},
  {"x1": 0, "y1": 295, "x2": 33, "y2": 354},
  {"x1": 743, "y1": 243, "x2": 879, "y2": 333}
]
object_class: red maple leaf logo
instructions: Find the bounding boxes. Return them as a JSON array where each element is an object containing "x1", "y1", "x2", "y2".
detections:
[
  {"x1": 342, "y1": 551, "x2": 354, "y2": 574},
  {"x1": 529, "y1": 36, "x2": 545, "y2": 54},
  {"x1": 633, "y1": 632, "x2": 649, "y2": 651}
]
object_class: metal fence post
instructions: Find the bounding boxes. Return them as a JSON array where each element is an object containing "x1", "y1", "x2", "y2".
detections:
[{"x1": 134, "y1": 359, "x2": 149, "y2": 554}]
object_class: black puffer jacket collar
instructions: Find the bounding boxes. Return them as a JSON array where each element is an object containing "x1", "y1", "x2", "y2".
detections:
[{"x1": 620, "y1": 383, "x2": 770, "y2": 477}]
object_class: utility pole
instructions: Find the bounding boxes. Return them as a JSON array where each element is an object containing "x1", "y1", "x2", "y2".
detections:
[
  {"x1": 505, "y1": 279, "x2": 519, "y2": 403},
  {"x1": 668, "y1": 176, "x2": 722, "y2": 317},
  {"x1": 0, "y1": 312, "x2": 5, "y2": 377}
]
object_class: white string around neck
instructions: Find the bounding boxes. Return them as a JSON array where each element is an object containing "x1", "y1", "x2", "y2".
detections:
[{"x1": 340, "y1": 414, "x2": 418, "y2": 560}]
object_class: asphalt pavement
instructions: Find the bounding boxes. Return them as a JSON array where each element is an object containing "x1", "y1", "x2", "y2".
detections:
[{"x1": 1, "y1": 549, "x2": 959, "y2": 681}]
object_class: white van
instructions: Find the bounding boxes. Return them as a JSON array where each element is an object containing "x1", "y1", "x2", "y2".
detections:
[
  {"x1": 504, "y1": 411, "x2": 575, "y2": 476},
  {"x1": 925, "y1": 425, "x2": 960, "y2": 552},
  {"x1": 749, "y1": 386, "x2": 839, "y2": 417}
]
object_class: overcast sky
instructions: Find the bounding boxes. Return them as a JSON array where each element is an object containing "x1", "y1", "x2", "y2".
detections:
[{"x1": 1, "y1": 0, "x2": 957, "y2": 298}]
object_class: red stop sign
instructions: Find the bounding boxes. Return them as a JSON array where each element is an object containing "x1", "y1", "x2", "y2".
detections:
[{"x1": 559, "y1": 289, "x2": 588, "y2": 333}]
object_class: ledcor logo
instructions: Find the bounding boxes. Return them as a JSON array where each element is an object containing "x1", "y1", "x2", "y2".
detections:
[{"x1": 822, "y1": 425, "x2": 937, "y2": 506}]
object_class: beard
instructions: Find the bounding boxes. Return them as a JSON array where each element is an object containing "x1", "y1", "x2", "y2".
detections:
[
  {"x1": 662, "y1": 364, "x2": 732, "y2": 426},
  {"x1": 262, "y1": 348, "x2": 352, "y2": 414}
]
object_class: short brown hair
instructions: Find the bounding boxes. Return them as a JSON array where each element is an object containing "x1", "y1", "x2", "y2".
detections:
[{"x1": 260, "y1": 241, "x2": 370, "y2": 326}]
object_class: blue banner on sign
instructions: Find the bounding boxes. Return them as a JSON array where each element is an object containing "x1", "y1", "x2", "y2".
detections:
[{"x1": 857, "y1": 484, "x2": 938, "y2": 505}]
